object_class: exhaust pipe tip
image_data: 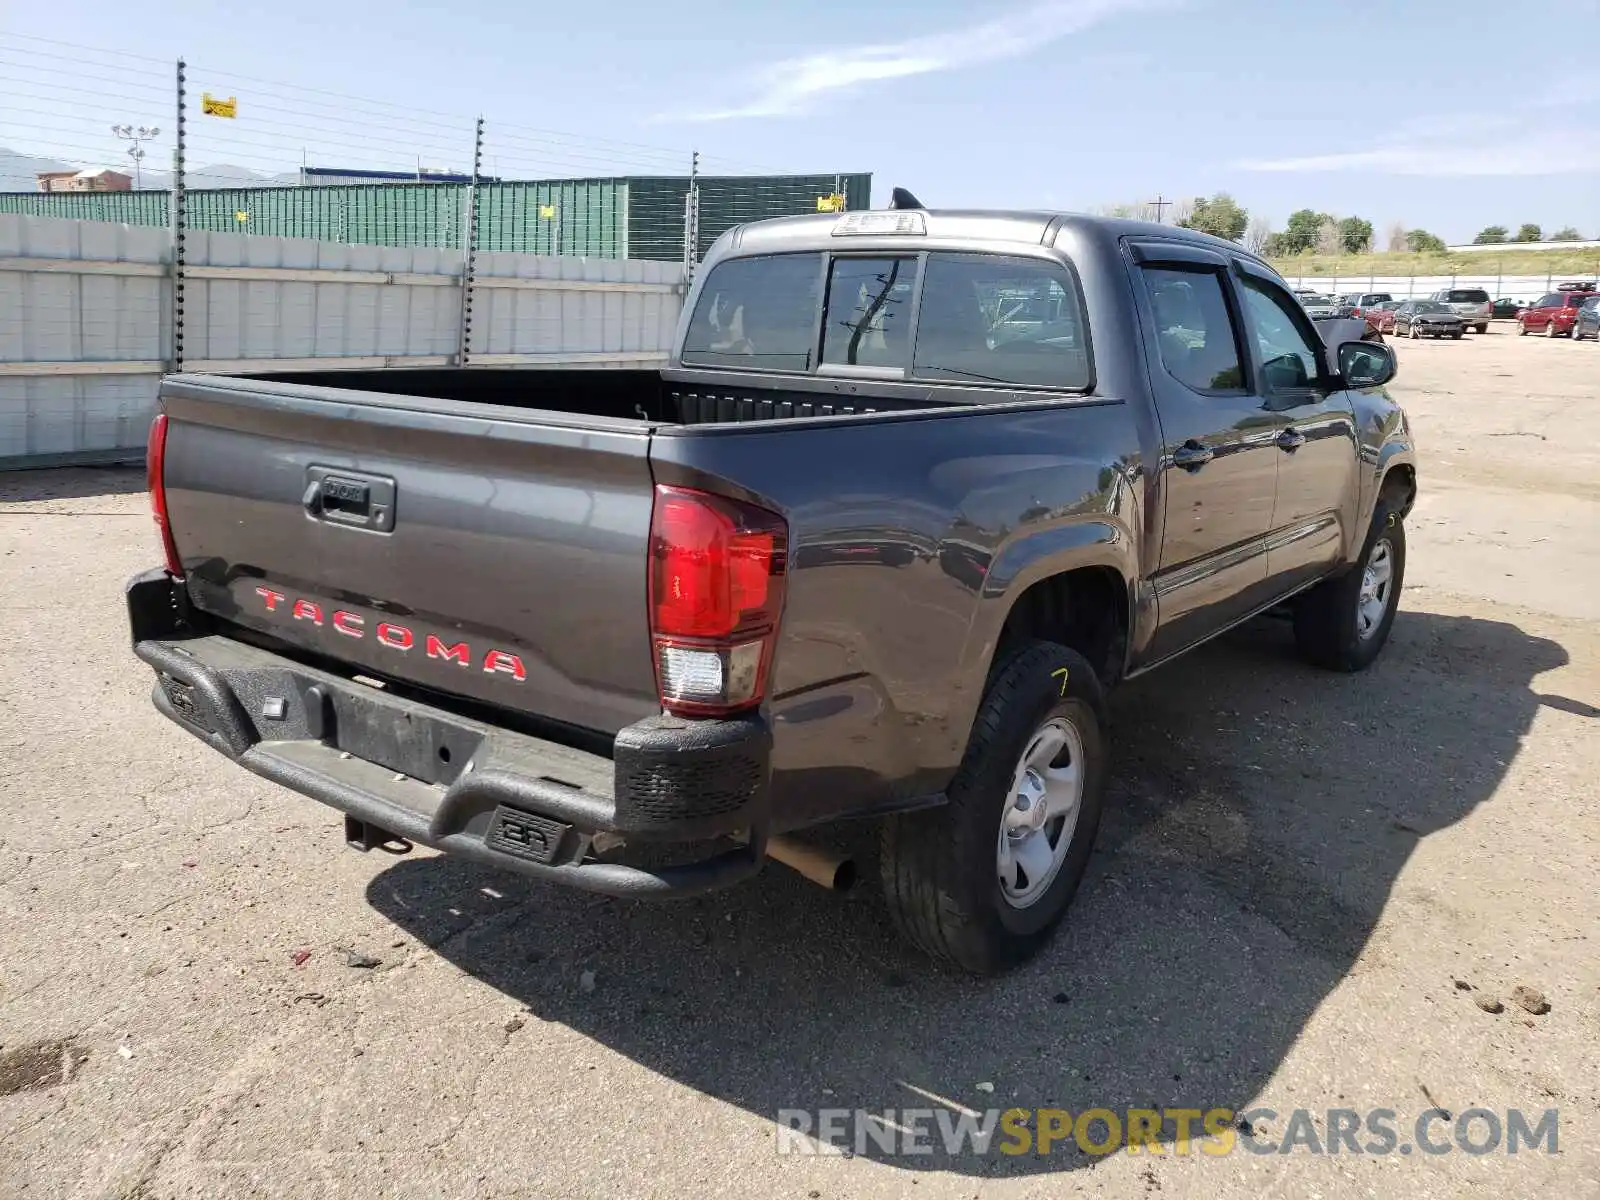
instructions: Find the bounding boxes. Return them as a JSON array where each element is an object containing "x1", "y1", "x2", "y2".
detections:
[{"x1": 766, "y1": 834, "x2": 857, "y2": 892}]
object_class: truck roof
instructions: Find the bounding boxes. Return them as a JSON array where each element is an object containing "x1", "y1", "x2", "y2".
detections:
[{"x1": 717, "y1": 208, "x2": 1269, "y2": 267}]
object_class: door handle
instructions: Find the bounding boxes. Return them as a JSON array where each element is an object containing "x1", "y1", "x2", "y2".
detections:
[
  {"x1": 1276, "y1": 428, "x2": 1307, "y2": 452},
  {"x1": 1172, "y1": 441, "x2": 1213, "y2": 471}
]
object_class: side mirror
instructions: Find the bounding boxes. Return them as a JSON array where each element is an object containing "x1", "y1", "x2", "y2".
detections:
[{"x1": 1339, "y1": 340, "x2": 1397, "y2": 389}]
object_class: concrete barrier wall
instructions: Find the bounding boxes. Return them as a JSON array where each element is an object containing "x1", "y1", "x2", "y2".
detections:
[{"x1": 0, "y1": 213, "x2": 685, "y2": 468}]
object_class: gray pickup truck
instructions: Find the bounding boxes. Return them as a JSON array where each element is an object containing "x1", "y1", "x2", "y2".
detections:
[{"x1": 128, "y1": 205, "x2": 1417, "y2": 974}]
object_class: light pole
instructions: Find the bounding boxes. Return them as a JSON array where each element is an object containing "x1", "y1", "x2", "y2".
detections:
[{"x1": 111, "y1": 124, "x2": 160, "y2": 189}]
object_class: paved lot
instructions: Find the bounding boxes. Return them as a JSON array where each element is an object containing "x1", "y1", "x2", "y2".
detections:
[{"x1": 3, "y1": 328, "x2": 1598, "y2": 1198}]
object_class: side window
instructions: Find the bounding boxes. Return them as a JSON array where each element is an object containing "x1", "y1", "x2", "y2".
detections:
[
  {"x1": 911, "y1": 253, "x2": 1091, "y2": 388},
  {"x1": 1240, "y1": 276, "x2": 1323, "y2": 391},
  {"x1": 1536, "y1": 294, "x2": 1559, "y2": 308},
  {"x1": 821, "y1": 257, "x2": 918, "y2": 369},
  {"x1": 680, "y1": 253, "x2": 822, "y2": 371},
  {"x1": 1139, "y1": 266, "x2": 1245, "y2": 393}
]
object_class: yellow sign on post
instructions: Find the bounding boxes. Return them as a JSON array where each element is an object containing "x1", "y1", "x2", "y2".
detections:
[
  {"x1": 539, "y1": 205, "x2": 557, "y2": 220},
  {"x1": 234, "y1": 211, "x2": 249, "y2": 223},
  {"x1": 816, "y1": 194, "x2": 845, "y2": 213},
  {"x1": 202, "y1": 93, "x2": 238, "y2": 119}
]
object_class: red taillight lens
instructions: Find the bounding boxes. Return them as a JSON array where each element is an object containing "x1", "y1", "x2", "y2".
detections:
[
  {"x1": 146, "y1": 411, "x2": 183, "y2": 578},
  {"x1": 648, "y1": 485, "x2": 787, "y2": 716}
]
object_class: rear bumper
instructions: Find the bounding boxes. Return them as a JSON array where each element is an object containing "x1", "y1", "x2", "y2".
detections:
[{"x1": 127, "y1": 568, "x2": 772, "y2": 897}]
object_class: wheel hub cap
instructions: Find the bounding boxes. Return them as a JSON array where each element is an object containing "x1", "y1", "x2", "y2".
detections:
[
  {"x1": 997, "y1": 717, "x2": 1085, "y2": 909},
  {"x1": 1357, "y1": 537, "x2": 1394, "y2": 641}
]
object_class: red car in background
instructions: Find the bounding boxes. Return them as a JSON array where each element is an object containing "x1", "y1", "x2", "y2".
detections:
[
  {"x1": 1517, "y1": 290, "x2": 1597, "y2": 337},
  {"x1": 1364, "y1": 300, "x2": 1403, "y2": 334}
]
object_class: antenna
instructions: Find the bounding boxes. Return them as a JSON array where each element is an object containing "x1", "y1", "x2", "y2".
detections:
[{"x1": 888, "y1": 187, "x2": 924, "y2": 211}]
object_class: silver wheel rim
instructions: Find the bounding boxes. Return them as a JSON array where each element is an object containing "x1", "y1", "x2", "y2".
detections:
[
  {"x1": 997, "y1": 717, "x2": 1085, "y2": 909},
  {"x1": 1357, "y1": 537, "x2": 1395, "y2": 641}
]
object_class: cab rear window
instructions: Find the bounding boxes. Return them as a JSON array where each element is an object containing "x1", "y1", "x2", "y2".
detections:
[
  {"x1": 682, "y1": 250, "x2": 1092, "y2": 389},
  {"x1": 680, "y1": 253, "x2": 822, "y2": 371}
]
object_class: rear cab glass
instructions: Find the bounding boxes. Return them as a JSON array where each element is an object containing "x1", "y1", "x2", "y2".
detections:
[{"x1": 681, "y1": 250, "x2": 1091, "y2": 390}]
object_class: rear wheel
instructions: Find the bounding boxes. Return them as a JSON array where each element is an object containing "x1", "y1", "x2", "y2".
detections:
[
  {"x1": 1451, "y1": 330, "x2": 1463, "y2": 339},
  {"x1": 1475, "y1": 323, "x2": 1488, "y2": 334},
  {"x1": 880, "y1": 642, "x2": 1108, "y2": 975}
]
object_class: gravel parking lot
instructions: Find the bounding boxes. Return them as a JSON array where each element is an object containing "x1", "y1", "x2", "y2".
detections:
[{"x1": 3, "y1": 328, "x2": 1598, "y2": 1199}]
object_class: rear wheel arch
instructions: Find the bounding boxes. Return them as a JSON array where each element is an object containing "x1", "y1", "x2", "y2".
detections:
[{"x1": 991, "y1": 566, "x2": 1132, "y2": 690}]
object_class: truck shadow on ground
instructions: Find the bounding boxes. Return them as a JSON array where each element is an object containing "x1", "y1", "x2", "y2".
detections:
[{"x1": 366, "y1": 609, "x2": 1572, "y2": 1177}]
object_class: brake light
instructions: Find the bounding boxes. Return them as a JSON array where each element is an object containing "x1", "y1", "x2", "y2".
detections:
[
  {"x1": 146, "y1": 411, "x2": 183, "y2": 578},
  {"x1": 648, "y1": 485, "x2": 787, "y2": 717}
]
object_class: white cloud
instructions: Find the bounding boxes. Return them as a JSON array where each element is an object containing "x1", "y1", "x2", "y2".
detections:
[
  {"x1": 1236, "y1": 109, "x2": 1600, "y2": 178},
  {"x1": 667, "y1": 0, "x2": 1170, "y2": 122}
]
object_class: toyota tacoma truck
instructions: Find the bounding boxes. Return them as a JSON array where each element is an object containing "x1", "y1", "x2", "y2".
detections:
[{"x1": 128, "y1": 204, "x2": 1417, "y2": 974}]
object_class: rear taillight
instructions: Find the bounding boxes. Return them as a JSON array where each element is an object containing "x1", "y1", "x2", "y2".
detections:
[
  {"x1": 1352, "y1": 307, "x2": 1363, "y2": 317},
  {"x1": 146, "y1": 411, "x2": 183, "y2": 578},
  {"x1": 648, "y1": 485, "x2": 787, "y2": 717}
]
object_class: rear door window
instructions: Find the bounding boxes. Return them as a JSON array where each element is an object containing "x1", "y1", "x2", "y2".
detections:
[
  {"x1": 1140, "y1": 267, "x2": 1245, "y2": 393},
  {"x1": 681, "y1": 253, "x2": 823, "y2": 371},
  {"x1": 911, "y1": 253, "x2": 1091, "y2": 388},
  {"x1": 821, "y1": 257, "x2": 918, "y2": 369}
]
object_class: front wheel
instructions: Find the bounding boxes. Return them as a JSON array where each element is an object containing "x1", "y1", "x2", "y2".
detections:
[
  {"x1": 880, "y1": 642, "x2": 1108, "y2": 975},
  {"x1": 1546, "y1": 319, "x2": 1557, "y2": 338},
  {"x1": 1517, "y1": 319, "x2": 1528, "y2": 335},
  {"x1": 1293, "y1": 504, "x2": 1406, "y2": 671}
]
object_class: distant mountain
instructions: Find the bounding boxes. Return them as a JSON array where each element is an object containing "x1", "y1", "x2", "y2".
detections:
[{"x1": 1, "y1": 147, "x2": 298, "y2": 193}]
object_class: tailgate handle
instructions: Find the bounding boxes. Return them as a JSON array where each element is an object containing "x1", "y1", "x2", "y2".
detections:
[{"x1": 304, "y1": 467, "x2": 396, "y2": 533}]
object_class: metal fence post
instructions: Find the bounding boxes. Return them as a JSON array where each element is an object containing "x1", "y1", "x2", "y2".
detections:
[
  {"x1": 681, "y1": 150, "x2": 701, "y2": 286},
  {"x1": 455, "y1": 116, "x2": 485, "y2": 368},
  {"x1": 168, "y1": 58, "x2": 187, "y2": 373}
]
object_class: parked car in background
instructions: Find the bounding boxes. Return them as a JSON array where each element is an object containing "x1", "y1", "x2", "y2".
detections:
[
  {"x1": 1427, "y1": 287, "x2": 1492, "y2": 334},
  {"x1": 1573, "y1": 296, "x2": 1600, "y2": 341},
  {"x1": 1557, "y1": 280, "x2": 1598, "y2": 293},
  {"x1": 1517, "y1": 290, "x2": 1598, "y2": 337},
  {"x1": 1365, "y1": 300, "x2": 1403, "y2": 334},
  {"x1": 1395, "y1": 300, "x2": 1466, "y2": 339},
  {"x1": 1335, "y1": 292, "x2": 1394, "y2": 318},
  {"x1": 1299, "y1": 294, "x2": 1339, "y2": 318},
  {"x1": 1491, "y1": 297, "x2": 1523, "y2": 320}
]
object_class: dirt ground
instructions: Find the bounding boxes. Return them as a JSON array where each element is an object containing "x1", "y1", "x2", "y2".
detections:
[{"x1": 2, "y1": 328, "x2": 1598, "y2": 1199}]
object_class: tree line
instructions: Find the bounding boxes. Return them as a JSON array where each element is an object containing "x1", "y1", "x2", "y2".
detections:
[
  {"x1": 1095, "y1": 194, "x2": 1590, "y2": 255},
  {"x1": 1472, "y1": 224, "x2": 1585, "y2": 244}
]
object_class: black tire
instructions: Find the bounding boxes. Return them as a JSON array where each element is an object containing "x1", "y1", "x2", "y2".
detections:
[
  {"x1": 1293, "y1": 503, "x2": 1406, "y2": 671},
  {"x1": 1451, "y1": 330, "x2": 1463, "y2": 339},
  {"x1": 880, "y1": 641, "x2": 1108, "y2": 975},
  {"x1": 1475, "y1": 324, "x2": 1488, "y2": 334},
  {"x1": 1517, "y1": 318, "x2": 1527, "y2": 336}
]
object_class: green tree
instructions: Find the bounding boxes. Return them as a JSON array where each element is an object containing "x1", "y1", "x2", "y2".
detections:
[
  {"x1": 1275, "y1": 208, "x2": 1331, "y2": 255},
  {"x1": 1177, "y1": 193, "x2": 1249, "y2": 242},
  {"x1": 1550, "y1": 226, "x2": 1583, "y2": 241},
  {"x1": 1337, "y1": 216, "x2": 1374, "y2": 254},
  {"x1": 1513, "y1": 223, "x2": 1542, "y2": 242},
  {"x1": 1405, "y1": 229, "x2": 1446, "y2": 253},
  {"x1": 1473, "y1": 225, "x2": 1508, "y2": 244}
]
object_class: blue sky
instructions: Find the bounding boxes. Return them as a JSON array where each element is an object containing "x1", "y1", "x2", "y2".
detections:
[{"x1": 3, "y1": 0, "x2": 1598, "y2": 242}]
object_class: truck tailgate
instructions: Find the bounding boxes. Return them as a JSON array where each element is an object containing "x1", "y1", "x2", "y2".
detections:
[{"x1": 158, "y1": 376, "x2": 661, "y2": 735}]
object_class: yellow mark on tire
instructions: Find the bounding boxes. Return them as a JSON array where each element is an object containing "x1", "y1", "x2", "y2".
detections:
[{"x1": 1051, "y1": 667, "x2": 1070, "y2": 697}]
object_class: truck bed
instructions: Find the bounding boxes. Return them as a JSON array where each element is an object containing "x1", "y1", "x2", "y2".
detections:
[{"x1": 240, "y1": 366, "x2": 966, "y2": 427}]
